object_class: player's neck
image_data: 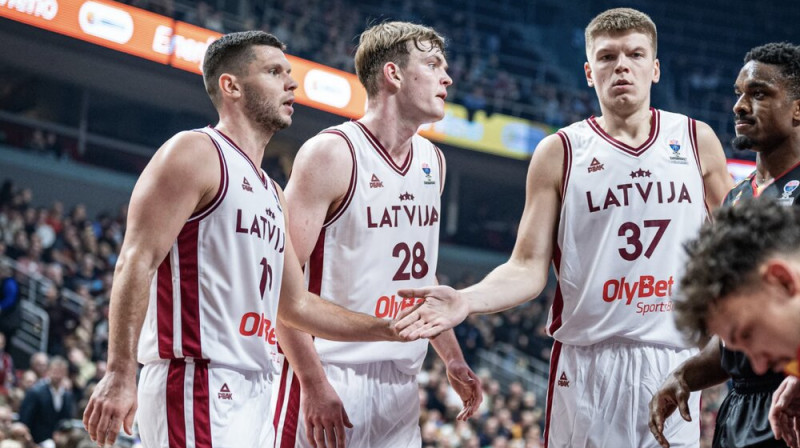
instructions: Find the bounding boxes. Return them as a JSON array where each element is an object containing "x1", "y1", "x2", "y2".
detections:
[
  {"x1": 594, "y1": 106, "x2": 652, "y2": 145},
  {"x1": 214, "y1": 116, "x2": 272, "y2": 167},
  {"x1": 359, "y1": 107, "x2": 417, "y2": 160},
  {"x1": 755, "y1": 141, "x2": 800, "y2": 181}
]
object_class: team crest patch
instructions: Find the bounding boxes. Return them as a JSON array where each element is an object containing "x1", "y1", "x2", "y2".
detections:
[
  {"x1": 422, "y1": 162, "x2": 436, "y2": 185},
  {"x1": 780, "y1": 180, "x2": 800, "y2": 205},
  {"x1": 667, "y1": 138, "x2": 688, "y2": 165}
]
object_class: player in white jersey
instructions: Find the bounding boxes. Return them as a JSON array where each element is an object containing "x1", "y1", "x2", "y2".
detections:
[
  {"x1": 272, "y1": 22, "x2": 482, "y2": 448},
  {"x1": 395, "y1": 8, "x2": 733, "y2": 448},
  {"x1": 81, "y1": 31, "x2": 416, "y2": 448}
]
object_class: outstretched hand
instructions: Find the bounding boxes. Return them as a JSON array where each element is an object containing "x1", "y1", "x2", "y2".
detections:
[
  {"x1": 393, "y1": 286, "x2": 470, "y2": 339},
  {"x1": 444, "y1": 359, "x2": 483, "y2": 420}
]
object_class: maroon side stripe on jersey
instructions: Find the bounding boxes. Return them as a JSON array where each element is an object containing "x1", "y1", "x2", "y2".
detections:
[
  {"x1": 177, "y1": 220, "x2": 202, "y2": 357},
  {"x1": 543, "y1": 341, "x2": 563, "y2": 448},
  {"x1": 320, "y1": 130, "x2": 357, "y2": 228},
  {"x1": 556, "y1": 132, "x2": 572, "y2": 201},
  {"x1": 548, "y1": 246, "x2": 564, "y2": 336},
  {"x1": 193, "y1": 361, "x2": 212, "y2": 448},
  {"x1": 687, "y1": 118, "x2": 710, "y2": 215},
  {"x1": 167, "y1": 360, "x2": 187, "y2": 448},
  {"x1": 156, "y1": 255, "x2": 174, "y2": 359},
  {"x1": 273, "y1": 360, "x2": 302, "y2": 447},
  {"x1": 354, "y1": 120, "x2": 412, "y2": 175}
]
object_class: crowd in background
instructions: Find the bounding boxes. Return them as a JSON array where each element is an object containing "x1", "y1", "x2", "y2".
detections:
[{"x1": 0, "y1": 167, "x2": 726, "y2": 447}]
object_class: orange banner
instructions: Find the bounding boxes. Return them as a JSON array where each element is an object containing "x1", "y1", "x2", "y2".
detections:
[
  {"x1": 0, "y1": 0, "x2": 369, "y2": 118},
  {"x1": 0, "y1": 0, "x2": 173, "y2": 63}
]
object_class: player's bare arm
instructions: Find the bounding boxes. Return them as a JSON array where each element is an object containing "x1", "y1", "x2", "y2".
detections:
[
  {"x1": 275, "y1": 132, "x2": 355, "y2": 448},
  {"x1": 648, "y1": 337, "x2": 728, "y2": 448},
  {"x1": 275, "y1": 184, "x2": 407, "y2": 343},
  {"x1": 83, "y1": 131, "x2": 221, "y2": 446},
  {"x1": 396, "y1": 133, "x2": 563, "y2": 339},
  {"x1": 695, "y1": 120, "x2": 734, "y2": 210}
]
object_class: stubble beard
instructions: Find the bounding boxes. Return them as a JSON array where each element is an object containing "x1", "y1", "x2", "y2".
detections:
[{"x1": 244, "y1": 86, "x2": 291, "y2": 134}]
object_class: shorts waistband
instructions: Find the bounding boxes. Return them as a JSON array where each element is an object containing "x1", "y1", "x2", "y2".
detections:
[{"x1": 731, "y1": 377, "x2": 783, "y2": 394}]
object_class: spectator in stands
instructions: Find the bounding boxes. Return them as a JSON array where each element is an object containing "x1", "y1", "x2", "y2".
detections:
[
  {"x1": 0, "y1": 264, "x2": 19, "y2": 345},
  {"x1": 0, "y1": 333, "x2": 15, "y2": 396},
  {"x1": 0, "y1": 404, "x2": 12, "y2": 436},
  {"x1": 19, "y1": 356, "x2": 75, "y2": 444},
  {"x1": 28, "y1": 352, "x2": 48, "y2": 381}
]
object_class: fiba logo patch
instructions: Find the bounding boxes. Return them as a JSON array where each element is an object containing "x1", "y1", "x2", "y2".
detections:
[
  {"x1": 779, "y1": 180, "x2": 800, "y2": 206},
  {"x1": 422, "y1": 162, "x2": 436, "y2": 185},
  {"x1": 667, "y1": 139, "x2": 688, "y2": 165}
]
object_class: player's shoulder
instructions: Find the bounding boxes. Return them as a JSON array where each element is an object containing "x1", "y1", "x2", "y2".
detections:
[
  {"x1": 294, "y1": 125, "x2": 355, "y2": 174},
  {"x1": 154, "y1": 130, "x2": 218, "y2": 166}
]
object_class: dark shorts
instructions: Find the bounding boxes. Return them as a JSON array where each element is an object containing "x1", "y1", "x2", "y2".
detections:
[{"x1": 713, "y1": 380, "x2": 788, "y2": 448}]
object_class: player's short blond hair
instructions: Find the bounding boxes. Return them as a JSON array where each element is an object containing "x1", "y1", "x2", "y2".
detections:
[
  {"x1": 355, "y1": 21, "x2": 445, "y2": 97},
  {"x1": 585, "y1": 8, "x2": 657, "y2": 58}
]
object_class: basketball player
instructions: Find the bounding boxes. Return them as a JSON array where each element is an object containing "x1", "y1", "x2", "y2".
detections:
[
  {"x1": 270, "y1": 22, "x2": 482, "y2": 448},
  {"x1": 674, "y1": 199, "x2": 800, "y2": 445},
  {"x1": 81, "y1": 31, "x2": 414, "y2": 448},
  {"x1": 649, "y1": 42, "x2": 800, "y2": 448},
  {"x1": 395, "y1": 8, "x2": 733, "y2": 447}
]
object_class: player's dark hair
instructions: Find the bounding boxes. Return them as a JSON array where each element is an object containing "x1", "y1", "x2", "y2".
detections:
[
  {"x1": 675, "y1": 199, "x2": 800, "y2": 345},
  {"x1": 203, "y1": 31, "x2": 286, "y2": 108},
  {"x1": 744, "y1": 42, "x2": 800, "y2": 100}
]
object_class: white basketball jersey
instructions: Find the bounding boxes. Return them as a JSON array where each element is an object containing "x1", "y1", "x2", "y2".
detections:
[
  {"x1": 138, "y1": 127, "x2": 286, "y2": 373},
  {"x1": 305, "y1": 121, "x2": 442, "y2": 374},
  {"x1": 548, "y1": 109, "x2": 708, "y2": 347}
]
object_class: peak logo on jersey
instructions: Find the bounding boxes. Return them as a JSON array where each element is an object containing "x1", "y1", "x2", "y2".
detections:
[
  {"x1": 588, "y1": 158, "x2": 605, "y2": 173},
  {"x1": 242, "y1": 177, "x2": 253, "y2": 192},
  {"x1": 370, "y1": 174, "x2": 384, "y2": 188},
  {"x1": 629, "y1": 169, "x2": 652, "y2": 179},
  {"x1": 667, "y1": 138, "x2": 688, "y2": 165},
  {"x1": 374, "y1": 295, "x2": 424, "y2": 319},
  {"x1": 422, "y1": 162, "x2": 436, "y2": 185},
  {"x1": 218, "y1": 383, "x2": 232, "y2": 400},
  {"x1": 399, "y1": 192, "x2": 415, "y2": 201},
  {"x1": 602, "y1": 275, "x2": 674, "y2": 305},
  {"x1": 558, "y1": 372, "x2": 570, "y2": 387}
]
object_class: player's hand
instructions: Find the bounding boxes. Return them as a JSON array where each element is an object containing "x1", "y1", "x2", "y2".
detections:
[
  {"x1": 83, "y1": 369, "x2": 137, "y2": 447},
  {"x1": 395, "y1": 286, "x2": 469, "y2": 339},
  {"x1": 770, "y1": 376, "x2": 800, "y2": 448},
  {"x1": 648, "y1": 373, "x2": 692, "y2": 448},
  {"x1": 301, "y1": 379, "x2": 352, "y2": 448},
  {"x1": 443, "y1": 358, "x2": 483, "y2": 420}
]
